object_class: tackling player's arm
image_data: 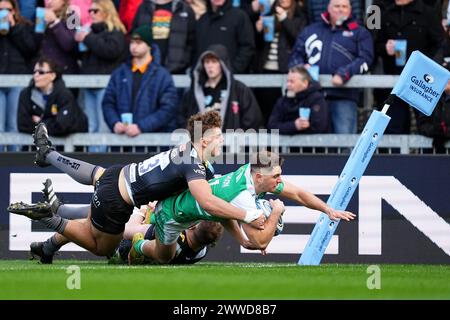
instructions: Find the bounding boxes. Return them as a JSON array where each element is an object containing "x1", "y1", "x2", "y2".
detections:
[
  {"x1": 188, "y1": 179, "x2": 266, "y2": 229},
  {"x1": 242, "y1": 199, "x2": 285, "y2": 249},
  {"x1": 220, "y1": 219, "x2": 260, "y2": 250},
  {"x1": 278, "y1": 180, "x2": 356, "y2": 221}
]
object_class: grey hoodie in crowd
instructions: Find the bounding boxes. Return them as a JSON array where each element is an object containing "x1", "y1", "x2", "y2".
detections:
[{"x1": 179, "y1": 44, "x2": 263, "y2": 131}]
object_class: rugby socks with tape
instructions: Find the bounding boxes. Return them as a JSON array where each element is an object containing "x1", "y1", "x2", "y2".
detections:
[
  {"x1": 42, "y1": 234, "x2": 64, "y2": 256},
  {"x1": 46, "y1": 151, "x2": 99, "y2": 185}
]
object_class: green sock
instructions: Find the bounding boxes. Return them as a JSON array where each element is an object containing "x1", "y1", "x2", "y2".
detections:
[{"x1": 134, "y1": 239, "x2": 146, "y2": 255}]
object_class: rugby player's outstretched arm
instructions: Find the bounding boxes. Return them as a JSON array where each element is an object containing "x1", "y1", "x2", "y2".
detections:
[
  {"x1": 188, "y1": 179, "x2": 265, "y2": 230},
  {"x1": 279, "y1": 181, "x2": 356, "y2": 221}
]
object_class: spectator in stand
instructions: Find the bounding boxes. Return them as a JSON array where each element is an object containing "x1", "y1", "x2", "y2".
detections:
[
  {"x1": 75, "y1": 0, "x2": 127, "y2": 151},
  {"x1": 415, "y1": 23, "x2": 450, "y2": 153},
  {"x1": 132, "y1": 0, "x2": 196, "y2": 74},
  {"x1": 289, "y1": 0, "x2": 373, "y2": 134},
  {"x1": 255, "y1": 0, "x2": 307, "y2": 74},
  {"x1": 0, "y1": 0, "x2": 38, "y2": 151},
  {"x1": 35, "y1": 0, "x2": 79, "y2": 74},
  {"x1": 373, "y1": 0, "x2": 444, "y2": 134},
  {"x1": 195, "y1": 0, "x2": 255, "y2": 73},
  {"x1": 304, "y1": 0, "x2": 361, "y2": 23},
  {"x1": 102, "y1": 25, "x2": 178, "y2": 136},
  {"x1": 253, "y1": 0, "x2": 307, "y2": 124},
  {"x1": 416, "y1": 83, "x2": 450, "y2": 153},
  {"x1": 118, "y1": 0, "x2": 142, "y2": 32},
  {"x1": 268, "y1": 66, "x2": 329, "y2": 134},
  {"x1": 179, "y1": 45, "x2": 263, "y2": 131},
  {"x1": 17, "y1": 56, "x2": 88, "y2": 136},
  {"x1": 184, "y1": 0, "x2": 206, "y2": 20}
]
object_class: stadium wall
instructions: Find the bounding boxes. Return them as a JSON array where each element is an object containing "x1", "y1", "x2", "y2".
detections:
[{"x1": 1, "y1": 153, "x2": 449, "y2": 264}]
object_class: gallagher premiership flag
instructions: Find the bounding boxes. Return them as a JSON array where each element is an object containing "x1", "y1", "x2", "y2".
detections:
[{"x1": 392, "y1": 50, "x2": 450, "y2": 116}]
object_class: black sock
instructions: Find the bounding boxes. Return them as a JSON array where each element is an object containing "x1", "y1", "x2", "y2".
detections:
[{"x1": 46, "y1": 151, "x2": 99, "y2": 185}]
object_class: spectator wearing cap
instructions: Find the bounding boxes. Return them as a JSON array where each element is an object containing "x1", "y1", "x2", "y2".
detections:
[
  {"x1": 102, "y1": 25, "x2": 178, "y2": 136},
  {"x1": 17, "y1": 56, "x2": 88, "y2": 136},
  {"x1": 0, "y1": 0, "x2": 38, "y2": 151},
  {"x1": 289, "y1": 0, "x2": 373, "y2": 134},
  {"x1": 75, "y1": 0, "x2": 127, "y2": 151},
  {"x1": 179, "y1": 44, "x2": 263, "y2": 130},
  {"x1": 132, "y1": 0, "x2": 196, "y2": 74},
  {"x1": 195, "y1": 0, "x2": 255, "y2": 73}
]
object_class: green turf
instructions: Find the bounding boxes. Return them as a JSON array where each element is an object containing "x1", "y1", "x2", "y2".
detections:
[{"x1": 0, "y1": 260, "x2": 449, "y2": 300}]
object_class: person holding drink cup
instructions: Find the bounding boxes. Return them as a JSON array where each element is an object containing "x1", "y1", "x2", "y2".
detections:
[
  {"x1": 253, "y1": 0, "x2": 307, "y2": 123},
  {"x1": 268, "y1": 66, "x2": 329, "y2": 134},
  {"x1": 195, "y1": 0, "x2": 255, "y2": 73},
  {"x1": 76, "y1": 0, "x2": 127, "y2": 152},
  {"x1": 0, "y1": 0, "x2": 37, "y2": 151},
  {"x1": 289, "y1": 0, "x2": 374, "y2": 134},
  {"x1": 34, "y1": 0, "x2": 79, "y2": 74},
  {"x1": 102, "y1": 25, "x2": 179, "y2": 138},
  {"x1": 374, "y1": 0, "x2": 443, "y2": 134}
]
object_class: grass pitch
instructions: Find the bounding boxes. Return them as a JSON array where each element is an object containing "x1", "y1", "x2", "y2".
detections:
[{"x1": 0, "y1": 260, "x2": 449, "y2": 300}]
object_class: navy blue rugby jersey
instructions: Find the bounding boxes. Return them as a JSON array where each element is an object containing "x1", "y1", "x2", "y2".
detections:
[{"x1": 123, "y1": 143, "x2": 215, "y2": 207}]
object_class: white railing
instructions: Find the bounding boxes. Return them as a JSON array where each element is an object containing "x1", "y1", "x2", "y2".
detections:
[
  {"x1": 0, "y1": 74, "x2": 400, "y2": 88},
  {"x1": 0, "y1": 132, "x2": 448, "y2": 154}
]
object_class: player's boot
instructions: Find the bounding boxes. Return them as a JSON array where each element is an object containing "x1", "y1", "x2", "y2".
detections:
[
  {"x1": 108, "y1": 239, "x2": 132, "y2": 265},
  {"x1": 7, "y1": 178, "x2": 62, "y2": 220},
  {"x1": 42, "y1": 178, "x2": 61, "y2": 215},
  {"x1": 30, "y1": 241, "x2": 54, "y2": 264},
  {"x1": 33, "y1": 122, "x2": 54, "y2": 167},
  {"x1": 7, "y1": 201, "x2": 52, "y2": 220},
  {"x1": 128, "y1": 233, "x2": 145, "y2": 265}
]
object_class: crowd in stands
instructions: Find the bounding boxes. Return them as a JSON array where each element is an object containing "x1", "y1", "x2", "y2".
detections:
[{"x1": 0, "y1": 0, "x2": 449, "y2": 152}]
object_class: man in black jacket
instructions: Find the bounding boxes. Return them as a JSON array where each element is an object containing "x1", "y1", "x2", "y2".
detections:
[
  {"x1": 132, "y1": 0, "x2": 196, "y2": 74},
  {"x1": 268, "y1": 65, "x2": 329, "y2": 134},
  {"x1": 373, "y1": 0, "x2": 444, "y2": 134},
  {"x1": 17, "y1": 57, "x2": 87, "y2": 136},
  {"x1": 195, "y1": 0, "x2": 255, "y2": 73},
  {"x1": 179, "y1": 44, "x2": 263, "y2": 131}
]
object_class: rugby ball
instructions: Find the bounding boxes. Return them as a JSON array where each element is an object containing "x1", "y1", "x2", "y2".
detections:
[{"x1": 255, "y1": 198, "x2": 284, "y2": 236}]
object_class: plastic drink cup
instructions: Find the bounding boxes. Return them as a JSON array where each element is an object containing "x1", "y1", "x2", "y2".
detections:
[
  {"x1": 121, "y1": 113, "x2": 133, "y2": 126},
  {"x1": 262, "y1": 15, "x2": 275, "y2": 42},
  {"x1": 0, "y1": 10, "x2": 10, "y2": 35},
  {"x1": 35, "y1": 7, "x2": 46, "y2": 33},
  {"x1": 395, "y1": 40, "x2": 407, "y2": 67},
  {"x1": 299, "y1": 107, "x2": 311, "y2": 120}
]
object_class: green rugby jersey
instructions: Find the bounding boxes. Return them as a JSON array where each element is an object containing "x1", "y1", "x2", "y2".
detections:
[
  {"x1": 153, "y1": 163, "x2": 286, "y2": 225},
  {"x1": 159, "y1": 164, "x2": 255, "y2": 223}
]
